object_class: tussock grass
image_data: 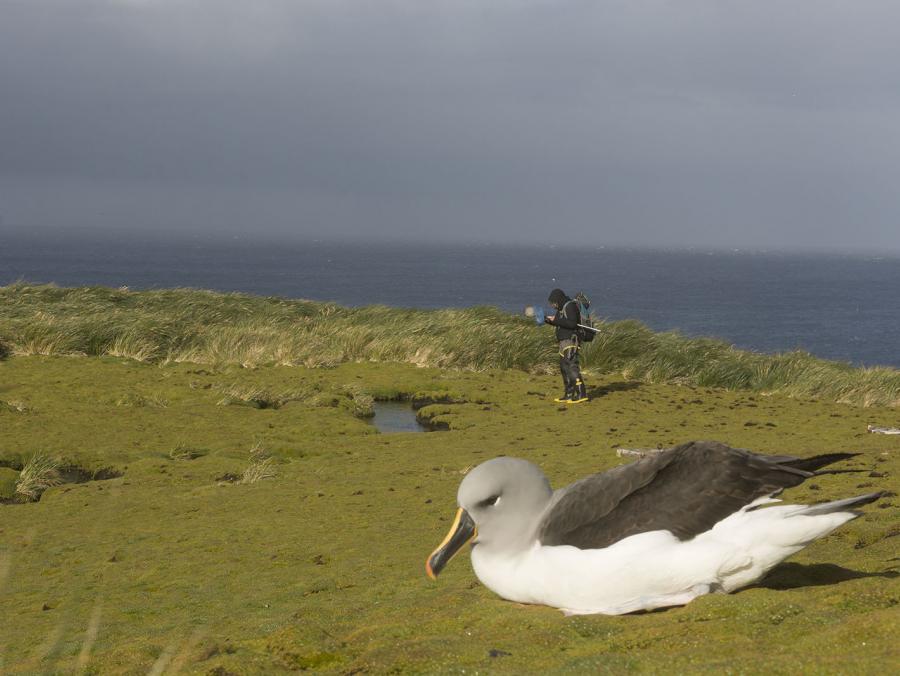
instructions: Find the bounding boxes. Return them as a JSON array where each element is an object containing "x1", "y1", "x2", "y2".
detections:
[
  {"x1": 240, "y1": 442, "x2": 277, "y2": 484},
  {"x1": 2, "y1": 399, "x2": 32, "y2": 414},
  {"x1": 580, "y1": 319, "x2": 900, "y2": 408},
  {"x1": 341, "y1": 385, "x2": 375, "y2": 419},
  {"x1": 216, "y1": 383, "x2": 309, "y2": 409},
  {"x1": 169, "y1": 444, "x2": 208, "y2": 461},
  {"x1": 116, "y1": 392, "x2": 168, "y2": 408},
  {"x1": 14, "y1": 454, "x2": 61, "y2": 502},
  {"x1": 1, "y1": 283, "x2": 898, "y2": 407},
  {"x1": 0, "y1": 283, "x2": 548, "y2": 371}
]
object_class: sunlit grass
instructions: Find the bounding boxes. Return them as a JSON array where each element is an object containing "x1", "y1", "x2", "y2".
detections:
[
  {"x1": 1, "y1": 282, "x2": 897, "y2": 407},
  {"x1": 115, "y1": 392, "x2": 169, "y2": 408},
  {"x1": 2, "y1": 399, "x2": 32, "y2": 413},
  {"x1": 580, "y1": 319, "x2": 900, "y2": 407},
  {"x1": 240, "y1": 442, "x2": 277, "y2": 484},
  {"x1": 168, "y1": 443, "x2": 208, "y2": 461},
  {"x1": 0, "y1": 355, "x2": 897, "y2": 672},
  {"x1": 14, "y1": 453, "x2": 61, "y2": 502},
  {"x1": 216, "y1": 383, "x2": 307, "y2": 410}
]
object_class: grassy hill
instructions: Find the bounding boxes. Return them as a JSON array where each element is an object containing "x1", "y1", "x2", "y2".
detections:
[{"x1": 1, "y1": 284, "x2": 898, "y2": 672}]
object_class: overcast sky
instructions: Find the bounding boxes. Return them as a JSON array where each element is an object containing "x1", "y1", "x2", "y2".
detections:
[{"x1": 2, "y1": 0, "x2": 900, "y2": 251}]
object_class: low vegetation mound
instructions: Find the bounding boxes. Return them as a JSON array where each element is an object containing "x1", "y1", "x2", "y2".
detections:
[{"x1": 1, "y1": 283, "x2": 898, "y2": 407}]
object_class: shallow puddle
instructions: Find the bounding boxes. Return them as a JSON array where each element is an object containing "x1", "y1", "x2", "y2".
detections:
[{"x1": 370, "y1": 401, "x2": 427, "y2": 433}]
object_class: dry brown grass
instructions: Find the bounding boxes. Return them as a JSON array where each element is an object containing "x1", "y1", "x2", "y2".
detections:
[
  {"x1": 14, "y1": 454, "x2": 62, "y2": 502},
  {"x1": 240, "y1": 442, "x2": 278, "y2": 484}
]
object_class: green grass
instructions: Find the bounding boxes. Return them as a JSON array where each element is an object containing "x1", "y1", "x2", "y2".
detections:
[
  {"x1": 0, "y1": 355, "x2": 897, "y2": 673},
  {"x1": 2, "y1": 283, "x2": 899, "y2": 410}
]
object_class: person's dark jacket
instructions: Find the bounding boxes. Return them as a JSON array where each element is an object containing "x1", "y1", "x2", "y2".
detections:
[{"x1": 546, "y1": 288, "x2": 580, "y2": 342}]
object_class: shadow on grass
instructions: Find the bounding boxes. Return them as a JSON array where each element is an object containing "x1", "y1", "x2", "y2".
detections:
[
  {"x1": 754, "y1": 562, "x2": 899, "y2": 591},
  {"x1": 587, "y1": 381, "x2": 642, "y2": 398}
]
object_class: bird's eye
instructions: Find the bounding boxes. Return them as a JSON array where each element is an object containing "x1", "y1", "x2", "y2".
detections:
[{"x1": 477, "y1": 495, "x2": 501, "y2": 509}]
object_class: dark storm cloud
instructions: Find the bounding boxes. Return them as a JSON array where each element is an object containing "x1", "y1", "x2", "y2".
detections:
[{"x1": 2, "y1": 0, "x2": 900, "y2": 250}]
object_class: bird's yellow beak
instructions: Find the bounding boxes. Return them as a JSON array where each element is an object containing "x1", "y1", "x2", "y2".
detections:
[{"x1": 425, "y1": 508, "x2": 477, "y2": 580}]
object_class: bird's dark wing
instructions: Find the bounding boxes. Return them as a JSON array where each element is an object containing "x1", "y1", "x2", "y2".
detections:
[{"x1": 537, "y1": 440, "x2": 816, "y2": 550}]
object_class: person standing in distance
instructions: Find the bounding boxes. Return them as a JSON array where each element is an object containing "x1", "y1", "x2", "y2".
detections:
[{"x1": 545, "y1": 288, "x2": 588, "y2": 404}]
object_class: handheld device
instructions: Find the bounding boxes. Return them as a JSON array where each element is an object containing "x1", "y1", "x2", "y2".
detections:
[{"x1": 524, "y1": 305, "x2": 599, "y2": 333}]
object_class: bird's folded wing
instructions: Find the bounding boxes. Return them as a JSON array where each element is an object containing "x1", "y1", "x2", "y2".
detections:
[{"x1": 537, "y1": 440, "x2": 813, "y2": 550}]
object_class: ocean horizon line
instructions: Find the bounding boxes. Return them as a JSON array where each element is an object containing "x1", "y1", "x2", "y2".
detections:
[{"x1": 4, "y1": 225, "x2": 900, "y2": 260}]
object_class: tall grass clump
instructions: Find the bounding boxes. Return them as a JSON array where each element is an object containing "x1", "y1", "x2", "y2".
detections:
[
  {"x1": 216, "y1": 383, "x2": 310, "y2": 409},
  {"x1": 2, "y1": 283, "x2": 898, "y2": 407},
  {"x1": 579, "y1": 320, "x2": 900, "y2": 407},
  {"x1": 15, "y1": 454, "x2": 62, "y2": 502},
  {"x1": 115, "y1": 392, "x2": 168, "y2": 408},
  {"x1": 240, "y1": 443, "x2": 277, "y2": 484},
  {"x1": 169, "y1": 443, "x2": 208, "y2": 461},
  {"x1": 336, "y1": 385, "x2": 375, "y2": 418},
  {"x1": 2, "y1": 399, "x2": 31, "y2": 414}
]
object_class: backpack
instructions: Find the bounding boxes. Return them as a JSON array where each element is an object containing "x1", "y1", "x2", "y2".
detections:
[{"x1": 573, "y1": 292, "x2": 595, "y2": 342}]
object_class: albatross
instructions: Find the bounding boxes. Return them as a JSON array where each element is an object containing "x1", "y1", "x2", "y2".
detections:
[{"x1": 425, "y1": 441, "x2": 882, "y2": 615}]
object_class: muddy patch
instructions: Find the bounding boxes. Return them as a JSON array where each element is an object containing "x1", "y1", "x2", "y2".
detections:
[{"x1": 57, "y1": 465, "x2": 123, "y2": 483}]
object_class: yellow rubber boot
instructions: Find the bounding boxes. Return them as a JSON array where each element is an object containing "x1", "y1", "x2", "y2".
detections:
[{"x1": 568, "y1": 381, "x2": 589, "y2": 404}]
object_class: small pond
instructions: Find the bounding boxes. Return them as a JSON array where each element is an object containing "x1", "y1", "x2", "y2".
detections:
[{"x1": 370, "y1": 401, "x2": 427, "y2": 433}]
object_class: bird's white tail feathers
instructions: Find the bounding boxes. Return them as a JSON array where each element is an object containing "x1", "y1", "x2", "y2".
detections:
[{"x1": 701, "y1": 492, "x2": 881, "y2": 592}]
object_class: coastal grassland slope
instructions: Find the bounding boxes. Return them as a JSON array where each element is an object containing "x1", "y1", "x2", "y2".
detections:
[
  {"x1": 0, "y1": 356, "x2": 897, "y2": 673},
  {"x1": 1, "y1": 283, "x2": 899, "y2": 407}
]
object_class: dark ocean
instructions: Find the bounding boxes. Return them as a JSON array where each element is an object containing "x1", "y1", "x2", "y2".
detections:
[{"x1": 2, "y1": 230, "x2": 898, "y2": 368}]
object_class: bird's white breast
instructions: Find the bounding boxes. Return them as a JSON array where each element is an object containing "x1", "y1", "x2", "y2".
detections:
[
  {"x1": 469, "y1": 499, "x2": 860, "y2": 614},
  {"x1": 471, "y1": 529, "x2": 736, "y2": 614}
]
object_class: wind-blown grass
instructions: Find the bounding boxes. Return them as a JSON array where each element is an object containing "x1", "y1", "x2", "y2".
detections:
[
  {"x1": 169, "y1": 443, "x2": 208, "y2": 461},
  {"x1": 1, "y1": 283, "x2": 898, "y2": 407},
  {"x1": 115, "y1": 392, "x2": 168, "y2": 409},
  {"x1": 580, "y1": 320, "x2": 900, "y2": 407},
  {"x1": 14, "y1": 453, "x2": 61, "y2": 502},
  {"x1": 240, "y1": 442, "x2": 277, "y2": 484},
  {"x1": 216, "y1": 383, "x2": 308, "y2": 410}
]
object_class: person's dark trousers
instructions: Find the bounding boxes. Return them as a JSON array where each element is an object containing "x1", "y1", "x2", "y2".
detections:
[{"x1": 558, "y1": 339, "x2": 586, "y2": 401}]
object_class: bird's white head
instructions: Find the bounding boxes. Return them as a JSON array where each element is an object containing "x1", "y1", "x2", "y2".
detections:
[{"x1": 426, "y1": 457, "x2": 553, "y2": 579}]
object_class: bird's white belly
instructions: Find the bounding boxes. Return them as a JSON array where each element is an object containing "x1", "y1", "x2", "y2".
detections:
[
  {"x1": 469, "y1": 527, "x2": 761, "y2": 615},
  {"x1": 469, "y1": 500, "x2": 857, "y2": 614}
]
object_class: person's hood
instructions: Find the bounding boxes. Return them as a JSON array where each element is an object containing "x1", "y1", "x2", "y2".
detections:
[{"x1": 548, "y1": 288, "x2": 568, "y2": 309}]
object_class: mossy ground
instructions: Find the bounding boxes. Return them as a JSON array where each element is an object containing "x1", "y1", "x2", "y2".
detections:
[{"x1": 0, "y1": 356, "x2": 897, "y2": 673}]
